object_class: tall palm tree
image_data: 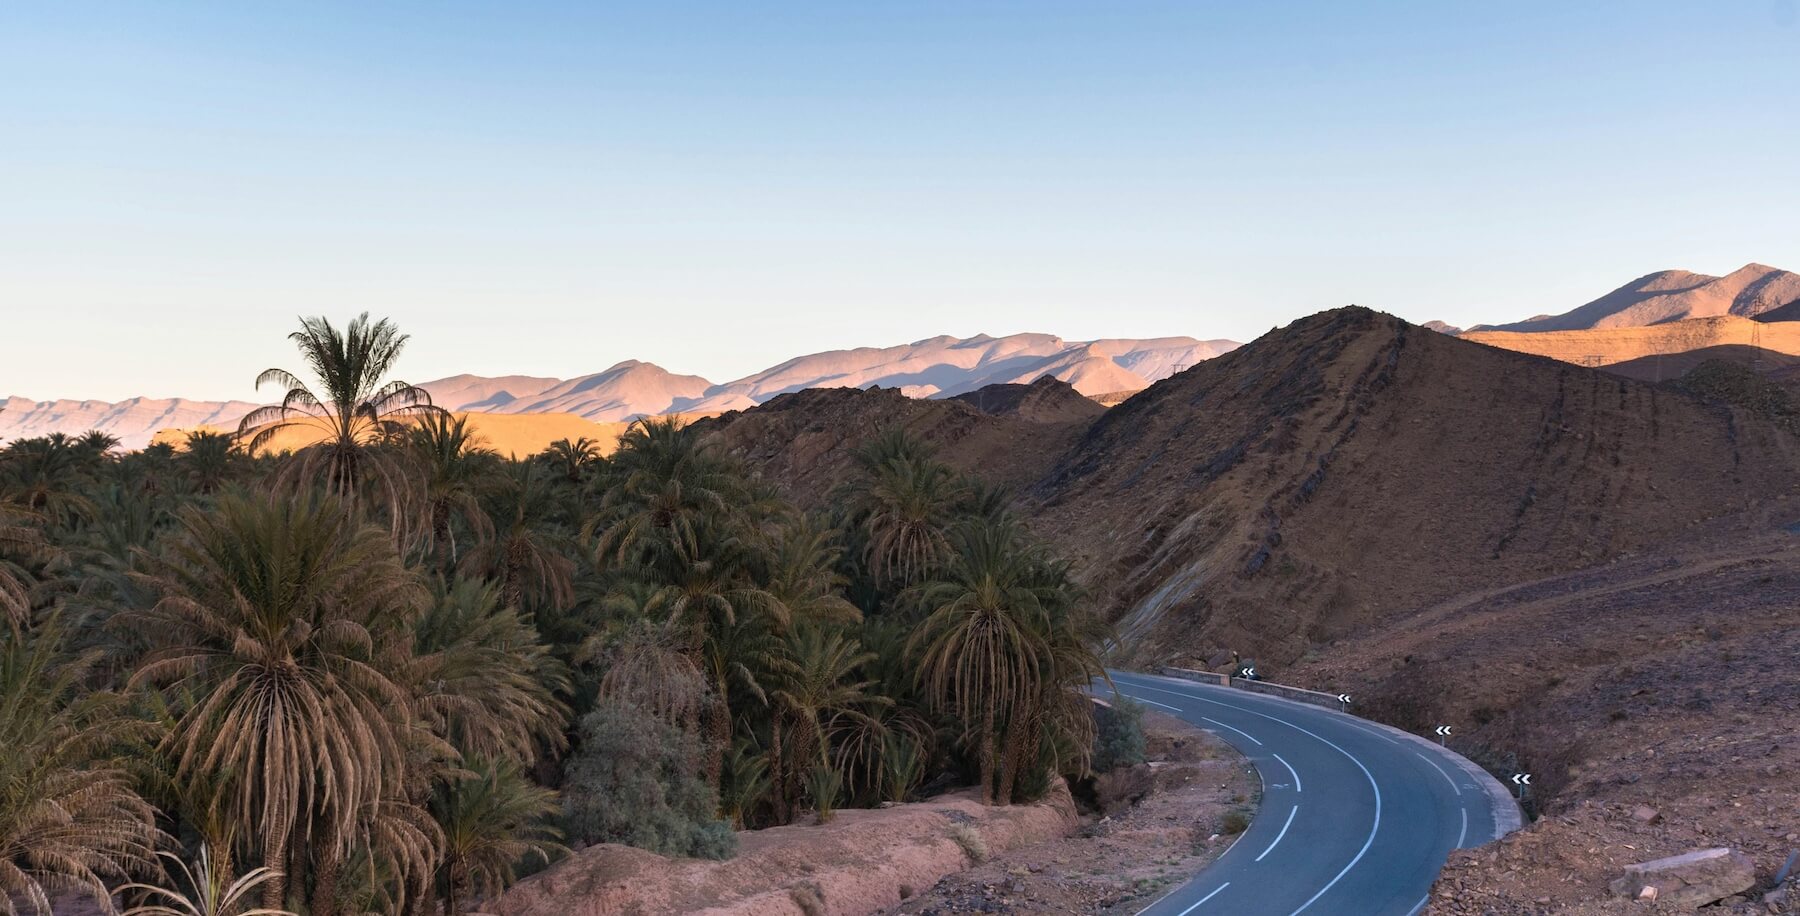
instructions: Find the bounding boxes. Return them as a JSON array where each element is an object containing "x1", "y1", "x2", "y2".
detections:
[
  {"x1": 405, "y1": 414, "x2": 497, "y2": 569},
  {"x1": 588, "y1": 417, "x2": 740, "y2": 573},
  {"x1": 430, "y1": 757, "x2": 563, "y2": 916},
  {"x1": 762, "y1": 516, "x2": 860, "y2": 627},
  {"x1": 772, "y1": 626, "x2": 884, "y2": 771},
  {"x1": 0, "y1": 619, "x2": 159, "y2": 916},
  {"x1": 858, "y1": 455, "x2": 964, "y2": 588},
  {"x1": 127, "y1": 492, "x2": 426, "y2": 913},
  {"x1": 178, "y1": 431, "x2": 241, "y2": 495},
  {"x1": 539, "y1": 437, "x2": 603, "y2": 486},
  {"x1": 907, "y1": 519, "x2": 1051, "y2": 805},
  {"x1": 459, "y1": 462, "x2": 575, "y2": 615},
  {"x1": 75, "y1": 430, "x2": 123, "y2": 459},
  {"x1": 0, "y1": 434, "x2": 99, "y2": 528},
  {"x1": 408, "y1": 578, "x2": 569, "y2": 765},
  {"x1": 0, "y1": 506, "x2": 53, "y2": 629},
  {"x1": 236, "y1": 313, "x2": 442, "y2": 515}
]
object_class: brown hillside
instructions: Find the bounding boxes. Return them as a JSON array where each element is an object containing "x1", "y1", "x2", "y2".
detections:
[
  {"x1": 697, "y1": 385, "x2": 1090, "y2": 508},
  {"x1": 703, "y1": 308, "x2": 1800, "y2": 671},
  {"x1": 1023, "y1": 308, "x2": 1799, "y2": 665}
]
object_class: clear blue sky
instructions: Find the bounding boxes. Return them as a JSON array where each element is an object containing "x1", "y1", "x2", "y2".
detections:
[{"x1": 4, "y1": 1, "x2": 1797, "y2": 401}]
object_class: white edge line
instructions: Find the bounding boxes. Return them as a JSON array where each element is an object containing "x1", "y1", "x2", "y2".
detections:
[
  {"x1": 1174, "y1": 882, "x2": 1231, "y2": 916},
  {"x1": 1254, "y1": 805, "x2": 1299, "y2": 862},
  {"x1": 1272, "y1": 752, "x2": 1303, "y2": 792},
  {"x1": 1415, "y1": 751, "x2": 1462, "y2": 796},
  {"x1": 1199, "y1": 715, "x2": 1264, "y2": 747},
  {"x1": 1405, "y1": 892, "x2": 1430, "y2": 916},
  {"x1": 1457, "y1": 806, "x2": 1468, "y2": 849},
  {"x1": 1121, "y1": 692, "x2": 1183, "y2": 712}
]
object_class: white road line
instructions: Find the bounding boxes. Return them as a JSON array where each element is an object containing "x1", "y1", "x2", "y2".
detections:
[
  {"x1": 1457, "y1": 806, "x2": 1468, "y2": 849},
  {"x1": 1405, "y1": 893, "x2": 1430, "y2": 916},
  {"x1": 1415, "y1": 751, "x2": 1462, "y2": 796},
  {"x1": 1174, "y1": 882, "x2": 1231, "y2": 915},
  {"x1": 1271, "y1": 752, "x2": 1303, "y2": 792},
  {"x1": 1121, "y1": 692, "x2": 1183, "y2": 712},
  {"x1": 1111, "y1": 676, "x2": 1383, "y2": 916},
  {"x1": 1199, "y1": 716, "x2": 1265, "y2": 747},
  {"x1": 1255, "y1": 805, "x2": 1299, "y2": 862}
]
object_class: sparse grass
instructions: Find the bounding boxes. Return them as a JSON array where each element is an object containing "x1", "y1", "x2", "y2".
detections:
[
  {"x1": 1220, "y1": 809, "x2": 1250, "y2": 835},
  {"x1": 949, "y1": 824, "x2": 989, "y2": 864}
]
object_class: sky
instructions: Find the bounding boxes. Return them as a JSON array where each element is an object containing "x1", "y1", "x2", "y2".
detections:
[{"x1": 3, "y1": 2, "x2": 1798, "y2": 402}]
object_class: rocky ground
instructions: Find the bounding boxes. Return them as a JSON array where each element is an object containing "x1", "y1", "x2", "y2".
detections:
[
  {"x1": 887, "y1": 710, "x2": 1257, "y2": 915},
  {"x1": 1278, "y1": 511, "x2": 1800, "y2": 913}
]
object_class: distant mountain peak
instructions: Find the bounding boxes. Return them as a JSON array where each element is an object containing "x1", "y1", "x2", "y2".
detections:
[{"x1": 1475, "y1": 262, "x2": 1796, "y2": 333}]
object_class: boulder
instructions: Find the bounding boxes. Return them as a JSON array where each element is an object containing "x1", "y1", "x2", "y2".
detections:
[{"x1": 1608, "y1": 847, "x2": 1756, "y2": 907}]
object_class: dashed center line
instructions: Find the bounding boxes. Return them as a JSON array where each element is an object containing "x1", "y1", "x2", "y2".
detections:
[
  {"x1": 1199, "y1": 715, "x2": 1264, "y2": 747},
  {"x1": 1174, "y1": 882, "x2": 1231, "y2": 915},
  {"x1": 1271, "y1": 752, "x2": 1303, "y2": 792},
  {"x1": 1255, "y1": 805, "x2": 1299, "y2": 862}
]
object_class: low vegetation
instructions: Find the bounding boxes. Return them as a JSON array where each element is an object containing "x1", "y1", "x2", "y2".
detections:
[{"x1": 0, "y1": 314, "x2": 1109, "y2": 914}]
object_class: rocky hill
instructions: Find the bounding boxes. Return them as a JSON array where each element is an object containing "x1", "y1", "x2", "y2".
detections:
[{"x1": 702, "y1": 308, "x2": 1800, "y2": 669}]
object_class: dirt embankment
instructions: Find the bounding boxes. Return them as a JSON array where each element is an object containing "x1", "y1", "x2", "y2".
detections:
[
  {"x1": 490, "y1": 785, "x2": 1078, "y2": 916},
  {"x1": 888, "y1": 710, "x2": 1258, "y2": 915},
  {"x1": 488, "y1": 711, "x2": 1253, "y2": 916}
]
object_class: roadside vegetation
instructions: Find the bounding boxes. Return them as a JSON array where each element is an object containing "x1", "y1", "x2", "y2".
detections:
[{"x1": 0, "y1": 314, "x2": 1108, "y2": 915}]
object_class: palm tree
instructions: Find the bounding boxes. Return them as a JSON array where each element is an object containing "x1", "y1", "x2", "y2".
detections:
[
  {"x1": 236, "y1": 313, "x2": 442, "y2": 515},
  {"x1": 405, "y1": 414, "x2": 497, "y2": 569},
  {"x1": 179, "y1": 431, "x2": 241, "y2": 495},
  {"x1": 0, "y1": 434, "x2": 99, "y2": 527},
  {"x1": 858, "y1": 454, "x2": 964, "y2": 588},
  {"x1": 539, "y1": 437, "x2": 603, "y2": 486},
  {"x1": 0, "y1": 506, "x2": 53, "y2": 629},
  {"x1": 762, "y1": 516, "x2": 860, "y2": 627},
  {"x1": 127, "y1": 491, "x2": 425, "y2": 913},
  {"x1": 0, "y1": 619, "x2": 159, "y2": 916},
  {"x1": 430, "y1": 757, "x2": 563, "y2": 916},
  {"x1": 907, "y1": 519, "x2": 1051, "y2": 805},
  {"x1": 588, "y1": 417, "x2": 740, "y2": 573},
  {"x1": 770, "y1": 625, "x2": 886, "y2": 818},
  {"x1": 76, "y1": 430, "x2": 123, "y2": 459},
  {"x1": 408, "y1": 578, "x2": 569, "y2": 765},
  {"x1": 459, "y1": 462, "x2": 576, "y2": 615},
  {"x1": 118, "y1": 850, "x2": 293, "y2": 916}
]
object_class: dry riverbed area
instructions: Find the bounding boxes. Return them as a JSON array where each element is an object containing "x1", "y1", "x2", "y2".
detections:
[{"x1": 888, "y1": 710, "x2": 1259, "y2": 915}]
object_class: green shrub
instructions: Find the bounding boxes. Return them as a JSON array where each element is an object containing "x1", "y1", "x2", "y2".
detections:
[
  {"x1": 1092, "y1": 697, "x2": 1147, "y2": 773},
  {"x1": 562, "y1": 700, "x2": 737, "y2": 859},
  {"x1": 1220, "y1": 809, "x2": 1250, "y2": 835},
  {"x1": 807, "y1": 765, "x2": 843, "y2": 824}
]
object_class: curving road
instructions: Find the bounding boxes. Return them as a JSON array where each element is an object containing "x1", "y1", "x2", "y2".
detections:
[{"x1": 1101, "y1": 670, "x2": 1521, "y2": 916}]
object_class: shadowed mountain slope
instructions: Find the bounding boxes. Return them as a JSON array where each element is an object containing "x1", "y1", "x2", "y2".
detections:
[
  {"x1": 1027, "y1": 307, "x2": 1798, "y2": 664},
  {"x1": 696, "y1": 308, "x2": 1799, "y2": 667}
]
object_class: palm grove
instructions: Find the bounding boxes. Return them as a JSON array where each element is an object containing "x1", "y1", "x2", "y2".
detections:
[{"x1": 0, "y1": 315, "x2": 1110, "y2": 916}]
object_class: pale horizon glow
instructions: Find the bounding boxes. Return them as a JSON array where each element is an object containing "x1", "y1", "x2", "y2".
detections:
[{"x1": 3, "y1": 2, "x2": 1798, "y2": 402}]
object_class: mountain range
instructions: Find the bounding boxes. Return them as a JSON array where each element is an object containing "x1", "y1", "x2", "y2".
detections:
[
  {"x1": 1469, "y1": 262, "x2": 1800, "y2": 332},
  {"x1": 0, "y1": 333, "x2": 1238, "y2": 448}
]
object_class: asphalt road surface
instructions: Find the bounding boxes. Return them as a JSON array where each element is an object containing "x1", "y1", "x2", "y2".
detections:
[{"x1": 1103, "y1": 670, "x2": 1521, "y2": 916}]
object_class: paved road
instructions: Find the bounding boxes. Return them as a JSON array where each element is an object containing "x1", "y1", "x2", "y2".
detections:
[{"x1": 1102, "y1": 670, "x2": 1521, "y2": 916}]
